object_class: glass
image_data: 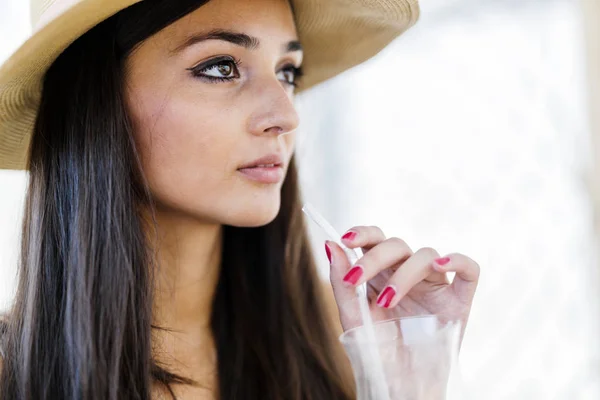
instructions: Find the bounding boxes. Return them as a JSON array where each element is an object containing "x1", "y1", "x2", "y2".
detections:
[{"x1": 339, "y1": 315, "x2": 468, "y2": 400}]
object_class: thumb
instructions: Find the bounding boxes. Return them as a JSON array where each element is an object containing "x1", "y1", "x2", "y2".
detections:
[{"x1": 326, "y1": 240, "x2": 361, "y2": 330}]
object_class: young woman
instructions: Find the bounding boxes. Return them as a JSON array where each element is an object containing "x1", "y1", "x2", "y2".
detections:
[{"x1": 0, "y1": 0, "x2": 479, "y2": 398}]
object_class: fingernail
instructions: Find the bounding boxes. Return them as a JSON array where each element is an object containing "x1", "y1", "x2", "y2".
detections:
[
  {"x1": 343, "y1": 265, "x2": 363, "y2": 285},
  {"x1": 325, "y1": 242, "x2": 332, "y2": 264},
  {"x1": 377, "y1": 285, "x2": 397, "y2": 308},
  {"x1": 342, "y1": 231, "x2": 357, "y2": 241},
  {"x1": 434, "y1": 257, "x2": 451, "y2": 268}
]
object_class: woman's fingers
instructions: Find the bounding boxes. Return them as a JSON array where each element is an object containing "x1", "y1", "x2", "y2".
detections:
[
  {"x1": 374, "y1": 247, "x2": 444, "y2": 308},
  {"x1": 432, "y1": 252, "x2": 480, "y2": 301},
  {"x1": 341, "y1": 237, "x2": 413, "y2": 286},
  {"x1": 327, "y1": 224, "x2": 480, "y2": 329},
  {"x1": 340, "y1": 225, "x2": 386, "y2": 252},
  {"x1": 326, "y1": 241, "x2": 361, "y2": 329}
]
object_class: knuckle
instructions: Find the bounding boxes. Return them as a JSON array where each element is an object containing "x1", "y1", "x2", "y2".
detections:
[
  {"x1": 369, "y1": 225, "x2": 385, "y2": 236},
  {"x1": 350, "y1": 225, "x2": 368, "y2": 232},
  {"x1": 467, "y1": 257, "x2": 482, "y2": 276},
  {"x1": 370, "y1": 226, "x2": 385, "y2": 240},
  {"x1": 386, "y1": 236, "x2": 408, "y2": 250},
  {"x1": 417, "y1": 247, "x2": 439, "y2": 259},
  {"x1": 450, "y1": 252, "x2": 481, "y2": 278},
  {"x1": 361, "y1": 249, "x2": 384, "y2": 267}
]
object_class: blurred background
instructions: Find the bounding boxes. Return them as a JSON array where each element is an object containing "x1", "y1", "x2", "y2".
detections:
[{"x1": 1, "y1": 0, "x2": 599, "y2": 398}]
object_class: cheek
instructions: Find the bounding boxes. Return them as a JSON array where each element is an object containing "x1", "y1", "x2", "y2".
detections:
[
  {"x1": 129, "y1": 90, "x2": 240, "y2": 209},
  {"x1": 137, "y1": 97, "x2": 220, "y2": 161},
  {"x1": 279, "y1": 131, "x2": 296, "y2": 159}
]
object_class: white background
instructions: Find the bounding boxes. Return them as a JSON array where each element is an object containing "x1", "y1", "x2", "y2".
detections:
[{"x1": 1, "y1": 0, "x2": 599, "y2": 398}]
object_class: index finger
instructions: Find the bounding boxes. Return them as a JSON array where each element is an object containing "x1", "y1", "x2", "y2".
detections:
[{"x1": 340, "y1": 225, "x2": 387, "y2": 252}]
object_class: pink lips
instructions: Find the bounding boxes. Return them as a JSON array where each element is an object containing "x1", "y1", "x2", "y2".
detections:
[{"x1": 237, "y1": 153, "x2": 285, "y2": 184}]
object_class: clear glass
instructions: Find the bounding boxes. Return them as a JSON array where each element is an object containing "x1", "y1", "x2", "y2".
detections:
[{"x1": 339, "y1": 315, "x2": 468, "y2": 400}]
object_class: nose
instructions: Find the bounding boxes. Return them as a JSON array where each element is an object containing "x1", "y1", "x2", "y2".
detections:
[{"x1": 246, "y1": 80, "x2": 300, "y2": 137}]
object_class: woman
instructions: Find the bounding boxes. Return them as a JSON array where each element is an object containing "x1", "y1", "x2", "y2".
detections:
[{"x1": 0, "y1": 0, "x2": 479, "y2": 398}]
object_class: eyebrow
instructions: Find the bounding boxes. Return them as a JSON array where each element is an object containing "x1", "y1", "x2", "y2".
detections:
[{"x1": 172, "y1": 29, "x2": 303, "y2": 54}]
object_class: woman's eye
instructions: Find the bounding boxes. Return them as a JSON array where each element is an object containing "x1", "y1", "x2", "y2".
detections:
[
  {"x1": 189, "y1": 59, "x2": 302, "y2": 86},
  {"x1": 277, "y1": 66, "x2": 303, "y2": 87},
  {"x1": 202, "y1": 62, "x2": 236, "y2": 78},
  {"x1": 189, "y1": 57, "x2": 240, "y2": 81}
]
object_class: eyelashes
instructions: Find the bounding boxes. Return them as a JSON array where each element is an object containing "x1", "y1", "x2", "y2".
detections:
[
  {"x1": 187, "y1": 55, "x2": 303, "y2": 87},
  {"x1": 279, "y1": 65, "x2": 303, "y2": 88},
  {"x1": 188, "y1": 55, "x2": 241, "y2": 82}
]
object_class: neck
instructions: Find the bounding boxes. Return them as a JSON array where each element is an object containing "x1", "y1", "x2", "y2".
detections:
[{"x1": 146, "y1": 207, "x2": 223, "y2": 382}]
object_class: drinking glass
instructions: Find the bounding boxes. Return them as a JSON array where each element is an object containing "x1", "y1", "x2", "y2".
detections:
[{"x1": 339, "y1": 315, "x2": 468, "y2": 400}]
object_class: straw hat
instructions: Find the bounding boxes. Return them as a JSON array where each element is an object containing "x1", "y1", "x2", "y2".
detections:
[{"x1": 0, "y1": 0, "x2": 419, "y2": 170}]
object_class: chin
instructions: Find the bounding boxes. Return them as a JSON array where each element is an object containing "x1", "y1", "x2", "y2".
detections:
[{"x1": 222, "y1": 197, "x2": 282, "y2": 228}]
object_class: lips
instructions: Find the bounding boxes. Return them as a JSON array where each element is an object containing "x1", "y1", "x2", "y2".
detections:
[
  {"x1": 252, "y1": 163, "x2": 277, "y2": 168},
  {"x1": 238, "y1": 154, "x2": 284, "y2": 170},
  {"x1": 237, "y1": 154, "x2": 285, "y2": 184}
]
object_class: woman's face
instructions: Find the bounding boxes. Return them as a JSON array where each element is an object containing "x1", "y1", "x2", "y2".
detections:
[{"x1": 125, "y1": 0, "x2": 301, "y2": 227}]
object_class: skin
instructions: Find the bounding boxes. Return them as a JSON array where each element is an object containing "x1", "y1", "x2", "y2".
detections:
[
  {"x1": 126, "y1": 0, "x2": 300, "y2": 397},
  {"x1": 123, "y1": 0, "x2": 480, "y2": 398}
]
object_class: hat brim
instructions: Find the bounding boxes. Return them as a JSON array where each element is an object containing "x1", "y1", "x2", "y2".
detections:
[{"x1": 0, "y1": 0, "x2": 419, "y2": 170}]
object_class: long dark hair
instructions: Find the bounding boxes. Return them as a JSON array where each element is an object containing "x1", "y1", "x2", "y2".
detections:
[{"x1": 0, "y1": 1, "x2": 354, "y2": 398}]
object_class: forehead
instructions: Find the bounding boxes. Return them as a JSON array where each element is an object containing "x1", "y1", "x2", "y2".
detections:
[{"x1": 161, "y1": 0, "x2": 298, "y2": 42}]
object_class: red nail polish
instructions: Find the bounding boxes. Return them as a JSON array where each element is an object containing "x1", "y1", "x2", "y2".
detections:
[
  {"x1": 434, "y1": 257, "x2": 451, "y2": 266},
  {"x1": 343, "y1": 266, "x2": 363, "y2": 285},
  {"x1": 377, "y1": 286, "x2": 396, "y2": 308},
  {"x1": 342, "y1": 231, "x2": 357, "y2": 241},
  {"x1": 325, "y1": 242, "x2": 332, "y2": 264}
]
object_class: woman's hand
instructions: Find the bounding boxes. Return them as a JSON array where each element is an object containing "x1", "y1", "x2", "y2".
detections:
[{"x1": 325, "y1": 226, "x2": 479, "y2": 337}]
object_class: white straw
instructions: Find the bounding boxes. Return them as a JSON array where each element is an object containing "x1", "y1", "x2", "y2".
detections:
[
  {"x1": 302, "y1": 203, "x2": 367, "y2": 298},
  {"x1": 302, "y1": 203, "x2": 391, "y2": 400}
]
